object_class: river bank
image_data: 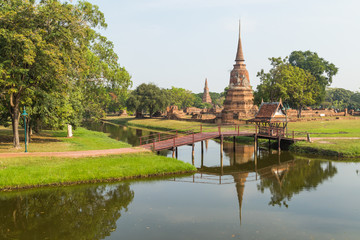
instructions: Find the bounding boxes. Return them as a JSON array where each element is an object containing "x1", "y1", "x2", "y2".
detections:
[
  {"x1": 104, "y1": 116, "x2": 360, "y2": 158},
  {"x1": 0, "y1": 127, "x2": 196, "y2": 190}
]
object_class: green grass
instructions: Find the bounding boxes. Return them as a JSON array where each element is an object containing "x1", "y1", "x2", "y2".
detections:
[
  {"x1": 0, "y1": 127, "x2": 131, "y2": 153},
  {"x1": 104, "y1": 116, "x2": 252, "y2": 133},
  {"x1": 0, "y1": 152, "x2": 196, "y2": 190},
  {"x1": 291, "y1": 139, "x2": 360, "y2": 158},
  {"x1": 288, "y1": 119, "x2": 360, "y2": 137}
]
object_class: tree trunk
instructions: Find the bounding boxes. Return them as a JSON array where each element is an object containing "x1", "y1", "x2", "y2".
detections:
[
  {"x1": 11, "y1": 104, "x2": 21, "y2": 148},
  {"x1": 297, "y1": 107, "x2": 302, "y2": 118}
]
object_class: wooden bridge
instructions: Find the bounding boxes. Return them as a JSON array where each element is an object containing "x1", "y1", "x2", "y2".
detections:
[{"x1": 139, "y1": 124, "x2": 308, "y2": 152}]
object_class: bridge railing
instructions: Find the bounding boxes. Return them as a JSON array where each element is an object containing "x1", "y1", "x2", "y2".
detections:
[{"x1": 139, "y1": 123, "x2": 255, "y2": 146}]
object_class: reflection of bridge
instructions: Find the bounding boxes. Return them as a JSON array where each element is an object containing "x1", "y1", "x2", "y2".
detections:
[{"x1": 139, "y1": 124, "x2": 307, "y2": 153}]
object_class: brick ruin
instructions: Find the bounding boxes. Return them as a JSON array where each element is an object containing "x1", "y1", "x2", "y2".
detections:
[
  {"x1": 221, "y1": 23, "x2": 258, "y2": 123},
  {"x1": 202, "y1": 78, "x2": 212, "y2": 104}
]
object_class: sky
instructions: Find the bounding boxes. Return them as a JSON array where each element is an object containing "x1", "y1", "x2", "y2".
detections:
[{"x1": 85, "y1": 0, "x2": 360, "y2": 93}]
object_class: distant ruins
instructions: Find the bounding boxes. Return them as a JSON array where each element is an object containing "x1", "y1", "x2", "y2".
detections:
[
  {"x1": 222, "y1": 23, "x2": 258, "y2": 123},
  {"x1": 202, "y1": 78, "x2": 212, "y2": 104}
]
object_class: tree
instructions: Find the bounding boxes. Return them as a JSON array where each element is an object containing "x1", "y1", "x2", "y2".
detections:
[
  {"x1": 350, "y1": 92, "x2": 360, "y2": 110},
  {"x1": 167, "y1": 87, "x2": 194, "y2": 109},
  {"x1": 0, "y1": 0, "x2": 131, "y2": 147},
  {"x1": 289, "y1": 51, "x2": 338, "y2": 104},
  {"x1": 257, "y1": 57, "x2": 320, "y2": 117},
  {"x1": 126, "y1": 83, "x2": 169, "y2": 117}
]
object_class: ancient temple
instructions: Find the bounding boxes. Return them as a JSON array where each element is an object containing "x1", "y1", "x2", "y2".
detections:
[
  {"x1": 222, "y1": 23, "x2": 258, "y2": 123},
  {"x1": 202, "y1": 78, "x2": 212, "y2": 104}
]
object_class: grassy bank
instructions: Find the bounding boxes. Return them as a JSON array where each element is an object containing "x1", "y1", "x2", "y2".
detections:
[
  {"x1": 0, "y1": 127, "x2": 131, "y2": 153},
  {"x1": 288, "y1": 119, "x2": 360, "y2": 137},
  {"x1": 0, "y1": 152, "x2": 196, "y2": 190},
  {"x1": 290, "y1": 139, "x2": 360, "y2": 158}
]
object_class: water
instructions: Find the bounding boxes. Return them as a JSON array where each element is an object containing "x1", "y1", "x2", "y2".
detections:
[{"x1": 1, "y1": 122, "x2": 360, "y2": 239}]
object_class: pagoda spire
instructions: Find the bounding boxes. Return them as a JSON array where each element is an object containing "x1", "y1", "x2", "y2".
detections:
[
  {"x1": 202, "y1": 78, "x2": 212, "y2": 104},
  {"x1": 235, "y1": 20, "x2": 245, "y2": 64}
]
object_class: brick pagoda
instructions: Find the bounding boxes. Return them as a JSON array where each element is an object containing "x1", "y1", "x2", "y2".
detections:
[
  {"x1": 222, "y1": 24, "x2": 258, "y2": 123},
  {"x1": 202, "y1": 78, "x2": 212, "y2": 104}
]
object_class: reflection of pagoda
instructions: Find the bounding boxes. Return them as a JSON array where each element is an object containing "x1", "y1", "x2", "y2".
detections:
[
  {"x1": 222, "y1": 142, "x2": 254, "y2": 165},
  {"x1": 222, "y1": 22, "x2": 258, "y2": 123}
]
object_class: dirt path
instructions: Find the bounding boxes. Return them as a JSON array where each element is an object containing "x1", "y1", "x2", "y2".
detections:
[{"x1": 0, "y1": 147, "x2": 150, "y2": 159}]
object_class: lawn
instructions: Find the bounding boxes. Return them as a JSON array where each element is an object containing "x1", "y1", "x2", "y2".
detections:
[
  {"x1": 291, "y1": 139, "x2": 360, "y2": 158},
  {"x1": 104, "y1": 116, "x2": 253, "y2": 133},
  {"x1": 0, "y1": 126, "x2": 131, "y2": 153},
  {"x1": 0, "y1": 152, "x2": 196, "y2": 190},
  {"x1": 288, "y1": 119, "x2": 360, "y2": 137}
]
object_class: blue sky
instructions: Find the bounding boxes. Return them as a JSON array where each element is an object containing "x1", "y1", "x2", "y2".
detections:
[{"x1": 85, "y1": 0, "x2": 360, "y2": 93}]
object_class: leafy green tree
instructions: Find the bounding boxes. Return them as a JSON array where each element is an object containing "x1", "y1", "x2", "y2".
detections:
[
  {"x1": 0, "y1": 0, "x2": 131, "y2": 147},
  {"x1": 350, "y1": 92, "x2": 360, "y2": 110},
  {"x1": 126, "y1": 83, "x2": 169, "y2": 117},
  {"x1": 257, "y1": 57, "x2": 320, "y2": 117},
  {"x1": 167, "y1": 87, "x2": 194, "y2": 109},
  {"x1": 289, "y1": 50, "x2": 338, "y2": 104}
]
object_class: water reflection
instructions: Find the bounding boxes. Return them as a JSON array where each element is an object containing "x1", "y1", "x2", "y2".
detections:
[
  {"x1": 83, "y1": 121, "x2": 156, "y2": 146},
  {"x1": 0, "y1": 183, "x2": 134, "y2": 240},
  {"x1": 178, "y1": 141, "x2": 339, "y2": 224},
  {"x1": 257, "y1": 159, "x2": 337, "y2": 207}
]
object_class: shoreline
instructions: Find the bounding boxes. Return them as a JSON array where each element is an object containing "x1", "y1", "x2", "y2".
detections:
[{"x1": 0, "y1": 169, "x2": 196, "y2": 192}]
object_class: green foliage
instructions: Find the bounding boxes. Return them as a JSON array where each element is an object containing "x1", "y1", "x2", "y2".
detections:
[
  {"x1": 0, "y1": 0, "x2": 131, "y2": 146},
  {"x1": 166, "y1": 86, "x2": 194, "y2": 109},
  {"x1": 324, "y1": 88, "x2": 360, "y2": 110},
  {"x1": 256, "y1": 57, "x2": 320, "y2": 117},
  {"x1": 289, "y1": 50, "x2": 338, "y2": 104},
  {"x1": 126, "y1": 83, "x2": 169, "y2": 117}
]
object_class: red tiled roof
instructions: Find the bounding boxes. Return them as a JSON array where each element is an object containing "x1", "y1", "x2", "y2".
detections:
[{"x1": 255, "y1": 102, "x2": 279, "y2": 118}]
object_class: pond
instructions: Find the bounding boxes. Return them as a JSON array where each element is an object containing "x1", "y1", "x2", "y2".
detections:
[{"x1": 1, "y1": 122, "x2": 360, "y2": 239}]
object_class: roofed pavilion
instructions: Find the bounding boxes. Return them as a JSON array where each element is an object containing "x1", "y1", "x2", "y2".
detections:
[{"x1": 248, "y1": 100, "x2": 288, "y2": 137}]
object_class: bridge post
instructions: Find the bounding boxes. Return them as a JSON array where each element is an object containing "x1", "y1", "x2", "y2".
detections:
[
  {"x1": 192, "y1": 131, "x2": 195, "y2": 143},
  {"x1": 201, "y1": 141, "x2": 204, "y2": 154},
  {"x1": 278, "y1": 136, "x2": 281, "y2": 153},
  {"x1": 201, "y1": 149, "x2": 204, "y2": 168},
  {"x1": 237, "y1": 125, "x2": 240, "y2": 136},
  {"x1": 172, "y1": 147, "x2": 175, "y2": 158},
  {"x1": 139, "y1": 137, "x2": 142, "y2": 146},
  {"x1": 254, "y1": 147, "x2": 258, "y2": 180},
  {"x1": 173, "y1": 137, "x2": 175, "y2": 147},
  {"x1": 254, "y1": 134, "x2": 258, "y2": 154},
  {"x1": 176, "y1": 147, "x2": 178, "y2": 158},
  {"x1": 200, "y1": 124, "x2": 202, "y2": 133},
  {"x1": 233, "y1": 136, "x2": 236, "y2": 152},
  {"x1": 220, "y1": 134, "x2": 224, "y2": 158},
  {"x1": 218, "y1": 125, "x2": 221, "y2": 135},
  {"x1": 192, "y1": 143, "x2": 195, "y2": 165}
]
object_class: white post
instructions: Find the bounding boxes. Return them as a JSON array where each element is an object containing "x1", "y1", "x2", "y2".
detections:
[{"x1": 67, "y1": 124, "x2": 73, "y2": 138}]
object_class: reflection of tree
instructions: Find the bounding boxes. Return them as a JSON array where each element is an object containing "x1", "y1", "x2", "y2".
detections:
[
  {"x1": 0, "y1": 183, "x2": 134, "y2": 240},
  {"x1": 257, "y1": 160, "x2": 337, "y2": 207}
]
